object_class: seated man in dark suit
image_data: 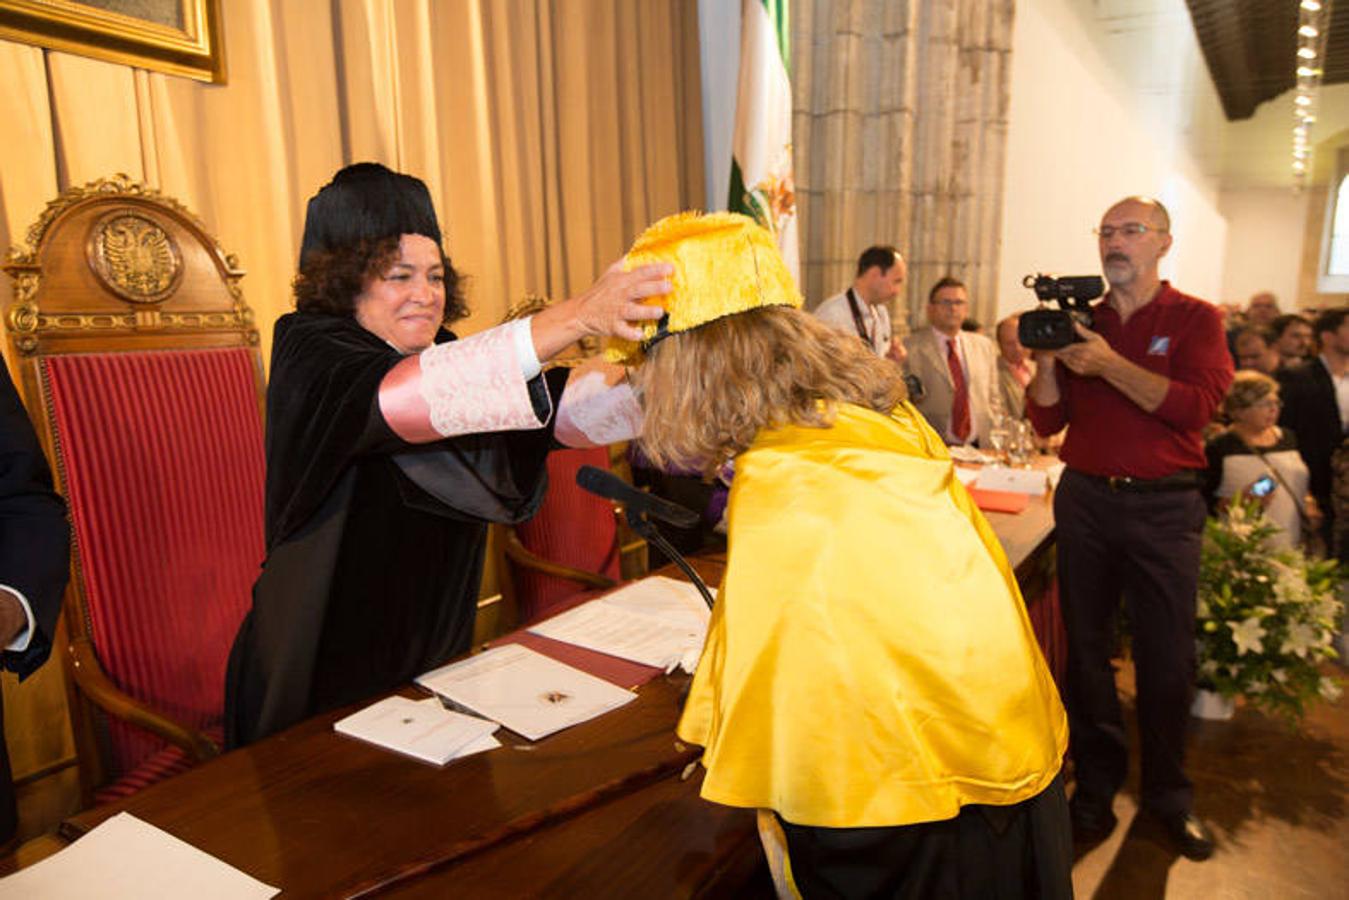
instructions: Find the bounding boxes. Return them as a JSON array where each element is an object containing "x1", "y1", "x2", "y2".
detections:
[
  {"x1": 1278, "y1": 307, "x2": 1349, "y2": 557},
  {"x1": 0, "y1": 365, "x2": 69, "y2": 847}
]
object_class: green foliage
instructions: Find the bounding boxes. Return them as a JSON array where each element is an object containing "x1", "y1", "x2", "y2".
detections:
[{"x1": 1197, "y1": 499, "x2": 1345, "y2": 723}]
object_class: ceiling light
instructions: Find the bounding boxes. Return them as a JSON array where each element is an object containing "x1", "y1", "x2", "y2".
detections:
[
  {"x1": 1298, "y1": 47, "x2": 1318, "y2": 59},
  {"x1": 1296, "y1": 95, "x2": 1313, "y2": 106},
  {"x1": 1299, "y1": 25, "x2": 1319, "y2": 37},
  {"x1": 1301, "y1": 0, "x2": 1321, "y2": 10},
  {"x1": 1297, "y1": 66, "x2": 1319, "y2": 77}
]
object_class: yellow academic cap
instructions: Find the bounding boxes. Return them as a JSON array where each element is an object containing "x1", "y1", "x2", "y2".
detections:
[{"x1": 605, "y1": 211, "x2": 802, "y2": 364}]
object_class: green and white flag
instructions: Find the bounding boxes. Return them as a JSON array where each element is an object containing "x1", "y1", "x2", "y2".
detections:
[{"x1": 729, "y1": 0, "x2": 799, "y2": 285}]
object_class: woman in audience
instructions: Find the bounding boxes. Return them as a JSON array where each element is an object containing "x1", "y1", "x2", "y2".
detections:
[
  {"x1": 1204, "y1": 370, "x2": 1317, "y2": 550},
  {"x1": 225, "y1": 162, "x2": 666, "y2": 746},
  {"x1": 619, "y1": 211, "x2": 1070, "y2": 899}
]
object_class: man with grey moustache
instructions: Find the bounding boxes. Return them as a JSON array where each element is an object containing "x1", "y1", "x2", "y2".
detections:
[{"x1": 1026, "y1": 196, "x2": 1233, "y2": 862}]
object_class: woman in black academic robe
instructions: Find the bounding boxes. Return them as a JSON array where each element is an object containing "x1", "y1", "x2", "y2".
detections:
[{"x1": 225, "y1": 163, "x2": 666, "y2": 747}]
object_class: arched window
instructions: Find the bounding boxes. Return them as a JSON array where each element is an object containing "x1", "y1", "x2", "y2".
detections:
[
  {"x1": 1329, "y1": 171, "x2": 1349, "y2": 277},
  {"x1": 1320, "y1": 147, "x2": 1349, "y2": 292}
]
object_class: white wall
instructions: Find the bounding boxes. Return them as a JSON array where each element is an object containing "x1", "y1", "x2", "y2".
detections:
[
  {"x1": 1218, "y1": 188, "x2": 1308, "y2": 307},
  {"x1": 996, "y1": 0, "x2": 1228, "y2": 322}
]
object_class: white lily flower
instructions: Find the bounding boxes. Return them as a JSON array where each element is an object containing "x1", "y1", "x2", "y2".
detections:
[
  {"x1": 1229, "y1": 617, "x2": 1268, "y2": 656},
  {"x1": 1280, "y1": 623, "x2": 1319, "y2": 659}
]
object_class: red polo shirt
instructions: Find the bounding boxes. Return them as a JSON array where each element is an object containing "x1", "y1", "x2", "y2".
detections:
[{"x1": 1026, "y1": 282, "x2": 1233, "y2": 478}]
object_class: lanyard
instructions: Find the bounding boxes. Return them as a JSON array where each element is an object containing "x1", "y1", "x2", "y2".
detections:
[{"x1": 845, "y1": 289, "x2": 875, "y2": 348}]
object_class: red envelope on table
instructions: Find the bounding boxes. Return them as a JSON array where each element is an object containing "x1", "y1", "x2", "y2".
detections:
[{"x1": 967, "y1": 487, "x2": 1030, "y2": 514}]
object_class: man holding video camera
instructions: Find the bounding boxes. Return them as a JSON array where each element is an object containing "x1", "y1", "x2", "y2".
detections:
[{"x1": 1026, "y1": 196, "x2": 1233, "y2": 861}]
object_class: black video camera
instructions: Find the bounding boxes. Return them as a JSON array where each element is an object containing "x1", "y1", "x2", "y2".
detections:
[{"x1": 1017, "y1": 273, "x2": 1105, "y2": 350}]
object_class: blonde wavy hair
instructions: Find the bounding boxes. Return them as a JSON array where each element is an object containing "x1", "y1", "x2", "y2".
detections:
[
  {"x1": 632, "y1": 306, "x2": 907, "y2": 476},
  {"x1": 1223, "y1": 369, "x2": 1279, "y2": 417}
]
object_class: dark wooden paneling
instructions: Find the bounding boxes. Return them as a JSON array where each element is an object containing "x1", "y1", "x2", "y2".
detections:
[{"x1": 1185, "y1": 0, "x2": 1347, "y2": 121}]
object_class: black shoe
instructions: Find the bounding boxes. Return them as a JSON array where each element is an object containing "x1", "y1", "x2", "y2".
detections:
[
  {"x1": 1156, "y1": 810, "x2": 1214, "y2": 861},
  {"x1": 1069, "y1": 792, "x2": 1117, "y2": 843}
]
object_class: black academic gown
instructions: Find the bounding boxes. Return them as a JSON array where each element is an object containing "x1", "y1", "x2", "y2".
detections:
[
  {"x1": 0, "y1": 366, "x2": 69, "y2": 843},
  {"x1": 224, "y1": 313, "x2": 566, "y2": 748}
]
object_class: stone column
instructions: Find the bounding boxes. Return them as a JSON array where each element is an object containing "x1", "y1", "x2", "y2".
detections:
[{"x1": 793, "y1": 0, "x2": 1015, "y2": 331}]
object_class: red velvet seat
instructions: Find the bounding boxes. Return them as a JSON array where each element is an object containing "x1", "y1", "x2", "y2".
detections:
[
  {"x1": 1, "y1": 174, "x2": 265, "y2": 803},
  {"x1": 45, "y1": 350, "x2": 263, "y2": 784},
  {"x1": 503, "y1": 446, "x2": 626, "y2": 625}
]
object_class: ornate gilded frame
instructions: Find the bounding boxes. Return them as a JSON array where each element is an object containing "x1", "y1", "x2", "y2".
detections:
[{"x1": 0, "y1": 0, "x2": 225, "y2": 84}]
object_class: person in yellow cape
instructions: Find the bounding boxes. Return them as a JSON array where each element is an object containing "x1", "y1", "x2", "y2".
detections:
[{"x1": 612, "y1": 211, "x2": 1071, "y2": 899}]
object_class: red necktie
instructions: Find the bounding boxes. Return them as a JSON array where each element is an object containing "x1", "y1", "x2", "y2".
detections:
[{"x1": 947, "y1": 337, "x2": 971, "y2": 442}]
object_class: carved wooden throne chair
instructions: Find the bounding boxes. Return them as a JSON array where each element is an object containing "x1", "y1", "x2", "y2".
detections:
[{"x1": 2, "y1": 175, "x2": 266, "y2": 804}]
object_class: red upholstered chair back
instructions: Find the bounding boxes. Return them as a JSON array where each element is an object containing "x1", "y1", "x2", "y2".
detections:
[
  {"x1": 43, "y1": 350, "x2": 264, "y2": 778},
  {"x1": 2, "y1": 174, "x2": 266, "y2": 803},
  {"x1": 509, "y1": 446, "x2": 623, "y2": 624}
]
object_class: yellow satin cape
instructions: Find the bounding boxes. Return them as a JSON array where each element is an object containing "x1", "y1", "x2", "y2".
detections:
[{"x1": 676, "y1": 402, "x2": 1068, "y2": 828}]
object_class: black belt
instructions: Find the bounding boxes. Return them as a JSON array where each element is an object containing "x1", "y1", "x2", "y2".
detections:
[{"x1": 1071, "y1": 469, "x2": 1203, "y2": 493}]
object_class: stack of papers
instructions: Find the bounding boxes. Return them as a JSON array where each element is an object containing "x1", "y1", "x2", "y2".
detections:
[
  {"x1": 948, "y1": 445, "x2": 996, "y2": 464},
  {"x1": 974, "y1": 465, "x2": 1050, "y2": 495},
  {"x1": 953, "y1": 465, "x2": 981, "y2": 486},
  {"x1": 0, "y1": 812, "x2": 277, "y2": 899},
  {"x1": 333, "y1": 695, "x2": 500, "y2": 765},
  {"x1": 527, "y1": 575, "x2": 711, "y2": 672},
  {"x1": 417, "y1": 644, "x2": 636, "y2": 741}
]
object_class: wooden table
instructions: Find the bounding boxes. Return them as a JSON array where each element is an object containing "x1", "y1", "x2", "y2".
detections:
[{"x1": 31, "y1": 491, "x2": 1057, "y2": 898}]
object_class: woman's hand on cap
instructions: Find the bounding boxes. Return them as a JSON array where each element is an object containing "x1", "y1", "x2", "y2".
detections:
[
  {"x1": 573, "y1": 262, "x2": 672, "y2": 341},
  {"x1": 529, "y1": 261, "x2": 672, "y2": 361}
]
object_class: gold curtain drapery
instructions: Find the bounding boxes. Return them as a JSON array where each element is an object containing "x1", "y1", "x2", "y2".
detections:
[
  {"x1": 0, "y1": 0, "x2": 704, "y2": 365},
  {"x1": 0, "y1": 0, "x2": 702, "y2": 842},
  {"x1": 792, "y1": 0, "x2": 1015, "y2": 330}
]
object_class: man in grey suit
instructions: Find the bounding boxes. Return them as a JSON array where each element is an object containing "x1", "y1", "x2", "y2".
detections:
[{"x1": 904, "y1": 276, "x2": 1000, "y2": 446}]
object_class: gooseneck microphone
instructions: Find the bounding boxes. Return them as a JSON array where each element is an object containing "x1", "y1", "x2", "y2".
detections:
[
  {"x1": 575, "y1": 465, "x2": 714, "y2": 609},
  {"x1": 575, "y1": 465, "x2": 701, "y2": 528}
]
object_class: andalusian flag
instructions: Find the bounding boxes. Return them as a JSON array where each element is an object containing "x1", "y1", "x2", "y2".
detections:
[{"x1": 728, "y1": 0, "x2": 799, "y2": 285}]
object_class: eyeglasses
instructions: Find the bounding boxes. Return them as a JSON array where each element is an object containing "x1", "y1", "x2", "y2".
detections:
[
  {"x1": 1094, "y1": 223, "x2": 1167, "y2": 239},
  {"x1": 930, "y1": 299, "x2": 968, "y2": 308}
]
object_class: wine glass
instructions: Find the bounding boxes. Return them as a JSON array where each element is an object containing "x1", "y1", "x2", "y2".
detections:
[
  {"x1": 988, "y1": 425, "x2": 1010, "y2": 465},
  {"x1": 1008, "y1": 420, "x2": 1034, "y2": 468}
]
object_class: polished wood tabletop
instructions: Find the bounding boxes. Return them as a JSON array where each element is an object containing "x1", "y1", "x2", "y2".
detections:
[
  {"x1": 61, "y1": 673, "x2": 708, "y2": 896},
  {"x1": 39, "y1": 489, "x2": 1055, "y2": 897}
]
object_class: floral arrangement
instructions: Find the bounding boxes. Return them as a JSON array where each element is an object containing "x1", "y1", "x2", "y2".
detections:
[{"x1": 1196, "y1": 499, "x2": 1343, "y2": 722}]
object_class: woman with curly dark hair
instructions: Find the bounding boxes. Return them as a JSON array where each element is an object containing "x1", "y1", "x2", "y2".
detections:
[{"x1": 225, "y1": 162, "x2": 668, "y2": 746}]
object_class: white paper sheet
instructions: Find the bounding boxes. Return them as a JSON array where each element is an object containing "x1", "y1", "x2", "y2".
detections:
[
  {"x1": 412, "y1": 698, "x2": 501, "y2": 757},
  {"x1": 974, "y1": 465, "x2": 1049, "y2": 495},
  {"x1": 948, "y1": 445, "x2": 996, "y2": 464},
  {"x1": 597, "y1": 576, "x2": 711, "y2": 630},
  {"x1": 0, "y1": 813, "x2": 277, "y2": 899},
  {"x1": 334, "y1": 695, "x2": 499, "y2": 765},
  {"x1": 953, "y1": 466, "x2": 980, "y2": 486},
  {"x1": 526, "y1": 575, "x2": 710, "y2": 671},
  {"x1": 416, "y1": 644, "x2": 636, "y2": 741}
]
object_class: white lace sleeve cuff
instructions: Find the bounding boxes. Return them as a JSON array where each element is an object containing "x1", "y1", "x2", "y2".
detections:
[
  {"x1": 418, "y1": 323, "x2": 550, "y2": 437},
  {"x1": 555, "y1": 369, "x2": 644, "y2": 447}
]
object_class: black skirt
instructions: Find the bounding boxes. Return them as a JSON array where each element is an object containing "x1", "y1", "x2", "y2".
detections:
[{"x1": 778, "y1": 773, "x2": 1072, "y2": 900}]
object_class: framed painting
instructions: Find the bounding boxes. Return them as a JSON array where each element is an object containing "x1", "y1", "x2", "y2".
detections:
[{"x1": 0, "y1": 0, "x2": 225, "y2": 83}]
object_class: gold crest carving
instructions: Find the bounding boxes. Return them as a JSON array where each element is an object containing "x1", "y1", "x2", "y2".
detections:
[{"x1": 86, "y1": 210, "x2": 184, "y2": 304}]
